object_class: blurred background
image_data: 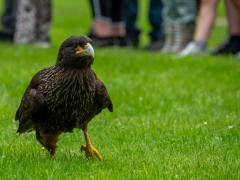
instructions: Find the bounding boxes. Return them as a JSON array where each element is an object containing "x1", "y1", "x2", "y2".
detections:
[{"x1": 0, "y1": 0, "x2": 227, "y2": 48}]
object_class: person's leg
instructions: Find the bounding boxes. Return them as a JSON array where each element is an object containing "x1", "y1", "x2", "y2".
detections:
[
  {"x1": 88, "y1": 0, "x2": 114, "y2": 46},
  {"x1": 90, "y1": 0, "x2": 112, "y2": 38},
  {"x1": 212, "y1": 0, "x2": 240, "y2": 55},
  {"x1": 231, "y1": 0, "x2": 240, "y2": 12},
  {"x1": 179, "y1": 0, "x2": 218, "y2": 56},
  {"x1": 111, "y1": 0, "x2": 125, "y2": 37},
  {"x1": 161, "y1": 0, "x2": 176, "y2": 52},
  {"x1": 36, "y1": 0, "x2": 52, "y2": 43},
  {"x1": 111, "y1": 0, "x2": 127, "y2": 46},
  {"x1": 122, "y1": 0, "x2": 140, "y2": 47},
  {"x1": 226, "y1": 0, "x2": 240, "y2": 35},
  {"x1": 14, "y1": 0, "x2": 37, "y2": 44},
  {"x1": 149, "y1": 0, "x2": 163, "y2": 39},
  {"x1": 171, "y1": 0, "x2": 196, "y2": 52},
  {"x1": 194, "y1": 0, "x2": 218, "y2": 42},
  {"x1": 144, "y1": 0, "x2": 164, "y2": 51},
  {"x1": 0, "y1": 0, "x2": 17, "y2": 41}
]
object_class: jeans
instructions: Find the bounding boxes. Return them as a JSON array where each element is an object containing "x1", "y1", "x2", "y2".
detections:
[
  {"x1": 0, "y1": 0, "x2": 17, "y2": 35},
  {"x1": 123, "y1": 0, "x2": 163, "y2": 40}
]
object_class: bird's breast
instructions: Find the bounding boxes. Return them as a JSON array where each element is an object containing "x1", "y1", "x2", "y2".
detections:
[{"x1": 39, "y1": 68, "x2": 97, "y2": 132}]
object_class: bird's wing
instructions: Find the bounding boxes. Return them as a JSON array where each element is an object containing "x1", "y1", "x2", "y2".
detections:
[
  {"x1": 95, "y1": 77, "x2": 113, "y2": 114},
  {"x1": 15, "y1": 68, "x2": 50, "y2": 133}
]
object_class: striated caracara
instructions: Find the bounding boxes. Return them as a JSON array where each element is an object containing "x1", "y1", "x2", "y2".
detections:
[{"x1": 15, "y1": 35, "x2": 113, "y2": 160}]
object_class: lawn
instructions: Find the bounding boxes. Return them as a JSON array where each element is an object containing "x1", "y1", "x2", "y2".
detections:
[{"x1": 0, "y1": 0, "x2": 240, "y2": 180}]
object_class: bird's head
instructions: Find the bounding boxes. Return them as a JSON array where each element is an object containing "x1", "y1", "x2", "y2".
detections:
[{"x1": 56, "y1": 35, "x2": 94, "y2": 68}]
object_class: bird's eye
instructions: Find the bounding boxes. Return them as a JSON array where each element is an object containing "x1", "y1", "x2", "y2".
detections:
[{"x1": 72, "y1": 44, "x2": 78, "y2": 49}]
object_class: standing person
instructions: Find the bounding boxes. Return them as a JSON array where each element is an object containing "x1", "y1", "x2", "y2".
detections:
[
  {"x1": 123, "y1": 0, "x2": 165, "y2": 50},
  {"x1": 161, "y1": 0, "x2": 197, "y2": 53},
  {"x1": 14, "y1": 0, "x2": 52, "y2": 46},
  {"x1": 143, "y1": 0, "x2": 165, "y2": 51},
  {"x1": 179, "y1": 0, "x2": 219, "y2": 56},
  {"x1": 88, "y1": 0, "x2": 126, "y2": 47},
  {"x1": 231, "y1": 0, "x2": 240, "y2": 12},
  {"x1": 123, "y1": 0, "x2": 140, "y2": 47},
  {"x1": 212, "y1": 0, "x2": 240, "y2": 55},
  {"x1": 180, "y1": 0, "x2": 240, "y2": 56},
  {"x1": 0, "y1": 0, "x2": 17, "y2": 42}
]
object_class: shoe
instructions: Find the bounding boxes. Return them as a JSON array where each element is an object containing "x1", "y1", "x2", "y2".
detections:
[
  {"x1": 125, "y1": 32, "x2": 140, "y2": 48},
  {"x1": 0, "y1": 31, "x2": 13, "y2": 42},
  {"x1": 88, "y1": 33, "x2": 114, "y2": 47},
  {"x1": 144, "y1": 37, "x2": 165, "y2": 51},
  {"x1": 161, "y1": 24, "x2": 174, "y2": 53},
  {"x1": 90, "y1": 36, "x2": 114, "y2": 47},
  {"x1": 179, "y1": 42, "x2": 206, "y2": 56},
  {"x1": 236, "y1": 51, "x2": 240, "y2": 58},
  {"x1": 34, "y1": 42, "x2": 50, "y2": 48},
  {"x1": 113, "y1": 36, "x2": 128, "y2": 47},
  {"x1": 171, "y1": 24, "x2": 194, "y2": 53},
  {"x1": 212, "y1": 37, "x2": 240, "y2": 55}
]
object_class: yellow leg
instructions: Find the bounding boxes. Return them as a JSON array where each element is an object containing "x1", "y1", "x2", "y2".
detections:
[{"x1": 81, "y1": 126, "x2": 102, "y2": 161}]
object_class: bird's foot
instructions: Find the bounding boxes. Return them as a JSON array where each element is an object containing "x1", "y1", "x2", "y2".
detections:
[{"x1": 81, "y1": 144, "x2": 102, "y2": 161}]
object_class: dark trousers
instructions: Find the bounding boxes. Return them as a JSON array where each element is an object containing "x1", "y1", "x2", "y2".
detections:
[
  {"x1": 123, "y1": 0, "x2": 163, "y2": 40},
  {"x1": 89, "y1": 0, "x2": 124, "y2": 23},
  {"x1": 149, "y1": 0, "x2": 163, "y2": 39},
  {"x1": 0, "y1": 0, "x2": 17, "y2": 35}
]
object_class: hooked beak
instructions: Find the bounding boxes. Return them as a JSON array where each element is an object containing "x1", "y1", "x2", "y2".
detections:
[{"x1": 75, "y1": 43, "x2": 94, "y2": 57}]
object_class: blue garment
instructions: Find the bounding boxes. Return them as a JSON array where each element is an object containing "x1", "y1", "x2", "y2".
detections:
[
  {"x1": 123, "y1": 0, "x2": 163, "y2": 40},
  {"x1": 0, "y1": 0, "x2": 17, "y2": 35},
  {"x1": 148, "y1": 0, "x2": 163, "y2": 39}
]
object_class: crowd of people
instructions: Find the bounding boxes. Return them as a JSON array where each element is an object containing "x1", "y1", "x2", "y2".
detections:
[{"x1": 0, "y1": 0, "x2": 240, "y2": 57}]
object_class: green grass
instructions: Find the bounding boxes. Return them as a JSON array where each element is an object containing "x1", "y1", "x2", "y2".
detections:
[{"x1": 0, "y1": 0, "x2": 240, "y2": 179}]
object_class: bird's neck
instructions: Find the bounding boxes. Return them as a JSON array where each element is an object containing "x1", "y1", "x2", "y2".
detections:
[
  {"x1": 56, "y1": 56, "x2": 94, "y2": 68},
  {"x1": 52, "y1": 66, "x2": 95, "y2": 92}
]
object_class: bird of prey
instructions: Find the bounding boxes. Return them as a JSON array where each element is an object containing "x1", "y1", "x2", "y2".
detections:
[{"x1": 15, "y1": 35, "x2": 113, "y2": 161}]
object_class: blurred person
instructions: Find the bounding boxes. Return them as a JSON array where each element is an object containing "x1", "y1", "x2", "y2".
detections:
[
  {"x1": 180, "y1": 0, "x2": 219, "y2": 56},
  {"x1": 231, "y1": 0, "x2": 240, "y2": 12},
  {"x1": 122, "y1": 0, "x2": 140, "y2": 47},
  {"x1": 181, "y1": 0, "x2": 240, "y2": 57},
  {"x1": 14, "y1": 0, "x2": 52, "y2": 47},
  {"x1": 123, "y1": 0, "x2": 165, "y2": 50},
  {"x1": 88, "y1": 0, "x2": 126, "y2": 47},
  {"x1": 161, "y1": 0, "x2": 197, "y2": 53},
  {"x1": 144, "y1": 0, "x2": 164, "y2": 51},
  {"x1": 0, "y1": 0, "x2": 17, "y2": 42},
  {"x1": 212, "y1": 0, "x2": 240, "y2": 55}
]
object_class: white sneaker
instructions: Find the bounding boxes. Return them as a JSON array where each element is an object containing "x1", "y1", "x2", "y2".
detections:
[
  {"x1": 236, "y1": 51, "x2": 240, "y2": 58},
  {"x1": 34, "y1": 42, "x2": 50, "y2": 48},
  {"x1": 179, "y1": 42, "x2": 205, "y2": 57}
]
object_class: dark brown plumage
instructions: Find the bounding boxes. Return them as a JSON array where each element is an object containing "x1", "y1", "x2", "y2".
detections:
[{"x1": 15, "y1": 35, "x2": 113, "y2": 160}]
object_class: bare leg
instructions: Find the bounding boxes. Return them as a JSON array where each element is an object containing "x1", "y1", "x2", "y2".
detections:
[
  {"x1": 194, "y1": 0, "x2": 219, "y2": 42},
  {"x1": 225, "y1": 0, "x2": 240, "y2": 35},
  {"x1": 112, "y1": 23, "x2": 126, "y2": 37},
  {"x1": 92, "y1": 18, "x2": 112, "y2": 38},
  {"x1": 231, "y1": 0, "x2": 240, "y2": 12},
  {"x1": 81, "y1": 126, "x2": 102, "y2": 161}
]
